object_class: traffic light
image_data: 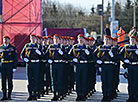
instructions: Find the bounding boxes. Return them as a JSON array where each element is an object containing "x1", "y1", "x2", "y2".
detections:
[{"x1": 97, "y1": 5, "x2": 103, "y2": 16}]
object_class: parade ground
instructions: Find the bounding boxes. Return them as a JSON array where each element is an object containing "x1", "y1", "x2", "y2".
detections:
[{"x1": 0, "y1": 67, "x2": 129, "y2": 102}]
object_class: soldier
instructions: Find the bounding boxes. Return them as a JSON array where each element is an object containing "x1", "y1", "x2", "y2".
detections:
[
  {"x1": 0, "y1": 35, "x2": 18, "y2": 100},
  {"x1": 36, "y1": 36, "x2": 44, "y2": 98},
  {"x1": 88, "y1": 37, "x2": 97, "y2": 96},
  {"x1": 94, "y1": 35, "x2": 118, "y2": 101},
  {"x1": 68, "y1": 34, "x2": 90, "y2": 101},
  {"x1": 46, "y1": 34, "x2": 66, "y2": 101},
  {"x1": 20, "y1": 34, "x2": 42, "y2": 101},
  {"x1": 120, "y1": 36, "x2": 138, "y2": 102},
  {"x1": 42, "y1": 36, "x2": 51, "y2": 95},
  {"x1": 111, "y1": 37, "x2": 120, "y2": 99}
]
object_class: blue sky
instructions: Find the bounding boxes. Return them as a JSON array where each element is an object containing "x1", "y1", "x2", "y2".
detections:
[{"x1": 50, "y1": 0, "x2": 126, "y2": 13}]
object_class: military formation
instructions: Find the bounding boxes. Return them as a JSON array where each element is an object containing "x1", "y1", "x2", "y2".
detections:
[{"x1": 0, "y1": 29, "x2": 138, "y2": 102}]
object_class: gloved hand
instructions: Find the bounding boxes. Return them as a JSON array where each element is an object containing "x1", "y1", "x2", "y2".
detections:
[
  {"x1": 108, "y1": 50, "x2": 114, "y2": 57},
  {"x1": 73, "y1": 58, "x2": 78, "y2": 63},
  {"x1": 13, "y1": 69, "x2": 16, "y2": 73},
  {"x1": 48, "y1": 59, "x2": 53, "y2": 64},
  {"x1": 124, "y1": 59, "x2": 130, "y2": 64},
  {"x1": 24, "y1": 58, "x2": 29, "y2": 63},
  {"x1": 135, "y1": 50, "x2": 138, "y2": 55},
  {"x1": 85, "y1": 49, "x2": 90, "y2": 55},
  {"x1": 96, "y1": 60, "x2": 103, "y2": 64},
  {"x1": 58, "y1": 49, "x2": 63, "y2": 55},
  {"x1": 35, "y1": 49, "x2": 41, "y2": 55}
]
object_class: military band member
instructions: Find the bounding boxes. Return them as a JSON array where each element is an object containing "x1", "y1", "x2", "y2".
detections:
[
  {"x1": 0, "y1": 35, "x2": 18, "y2": 100},
  {"x1": 20, "y1": 35, "x2": 42, "y2": 101}
]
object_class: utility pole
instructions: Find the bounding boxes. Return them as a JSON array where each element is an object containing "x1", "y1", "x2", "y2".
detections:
[
  {"x1": 111, "y1": 0, "x2": 115, "y2": 21},
  {"x1": 110, "y1": 0, "x2": 117, "y2": 37},
  {"x1": 134, "y1": 0, "x2": 136, "y2": 27},
  {"x1": 101, "y1": 0, "x2": 104, "y2": 40}
]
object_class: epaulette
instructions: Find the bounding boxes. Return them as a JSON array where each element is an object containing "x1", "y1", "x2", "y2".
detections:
[
  {"x1": 25, "y1": 43, "x2": 29, "y2": 47},
  {"x1": 11, "y1": 44, "x2": 15, "y2": 47},
  {"x1": 124, "y1": 44, "x2": 129, "y2": 47}
]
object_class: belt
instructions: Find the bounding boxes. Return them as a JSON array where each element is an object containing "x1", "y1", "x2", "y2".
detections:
[
  {"x1": 30, "y1": 60, "x2": 39, "y2": 62},
  {"x1": 68, "y1": 60, "x2": 73, "y2": 63},
  {"x1": 131, "y1": 62, "x2": 138, "y2": 65},
  {"x1": 65, "y1": 61, "x2": 68, "y2": 63},
  {"x1": 79, "y1": 61, "x2": 88, "y2": 63},
  {"x1": 104, "y1": 61, "x2": 113, "y2": 64},
  {"x1": 54, "y1": 60, "x2": 65, "y2": 63},
  {"x1": 104, "y1": 61, "x2": 117, "y2": 65},
  {"x1": 42, "y1": 60, "x2": 47, "y2": 62},
  {"x1": 1, "y1": 60, "x2": 13, "y2": 63}
]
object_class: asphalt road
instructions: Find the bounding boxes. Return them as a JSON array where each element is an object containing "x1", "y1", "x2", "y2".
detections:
[{"x1": 0, "y1": 67, "x2": 129, "y2": 102}]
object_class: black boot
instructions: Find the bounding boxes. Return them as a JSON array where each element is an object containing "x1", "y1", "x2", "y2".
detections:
[
  {"x1": 27, "y1": 91, "x2": 33, "y2": 101},
  {"x1": 32, "y1": 92, "x2": 37, "y2": 100},
  {"x1": 46, "y1": 86, "x2": 49, "y2": 95},
  {"x1": 51, "y1": 93, "x2": 58, "y2": 101},
  {"x1": 81, "y1": 93, "x2": 86, "y2": 101},
  {"x1": 1, "y1": 91, "x2": 8, "y2": 101},
  {"x1": 106, "y1": 93, "x2": 111, "y2": 101},
  {"x1": 8, "y1": 90, "x2": 12, "y2": 100},
  {"x1": 101, "y1": 93, "x2": 107, "y2": 102},
  {"x1": 76, "y1": 93, "x2": 82, "y2": 101}
]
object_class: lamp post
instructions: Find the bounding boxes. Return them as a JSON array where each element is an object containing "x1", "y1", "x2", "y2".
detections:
[
  {"x1": 101, "y1": 0, "x2": 104, "y2": 40},
  {"x1": 134, "y1": 0, "x2": 136, "y2": 27}
]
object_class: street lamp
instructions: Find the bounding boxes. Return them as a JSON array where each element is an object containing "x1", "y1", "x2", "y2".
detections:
[
  {"x1": 101, "y1": 0, "x2": 104, "y2": 40},
  {"x1": 133, "y1": 0, "x2": 136, "y2": 27}
]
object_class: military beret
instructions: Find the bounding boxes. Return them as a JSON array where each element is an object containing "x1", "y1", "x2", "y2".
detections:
[{"x1": 3, "y1": 35, "x2": 10, "y2": 39}]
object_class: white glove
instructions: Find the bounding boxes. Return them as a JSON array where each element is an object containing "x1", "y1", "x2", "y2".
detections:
[
  {"x1": 108, "y1": 50, "x2": 114, "y2": 57},
  {"x1": 135, "y1": 50, "x2": 138, "y2": 55},
  {"x1": 85, "y1": 49, "x2": 90, "y2": 55},
  {"x1": 96, "y1": 60, "x2": 103, "y2": 64},
  {"x1": 124, "y1": 59, "x2": 130, "y2": 64},
  {"x1": 35, "y1": 49, "x2": 41, "y2": 55},
  {"x1": 58, "y1": 49, "x2": 63, "y2": 55},
  {"x1": 13, "y1": 69, "x2": 16, "y2": 73},
  {"x1": 48, "y1": 59, "x2": 53, "y2": 64},
  {"x1": 99, "y1": 67, "x2": 102, "y2": 72},
  {"x1": 73, "y1": 58, "x2": 78, "y2": 63},
  {"x1": 24, "y1": 58, "x2": 29, "y2": 63}
]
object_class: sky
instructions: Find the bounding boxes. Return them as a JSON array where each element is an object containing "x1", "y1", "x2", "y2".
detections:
[{"x1": 50, "y1": 0, "x2": 126, "y2": 13}]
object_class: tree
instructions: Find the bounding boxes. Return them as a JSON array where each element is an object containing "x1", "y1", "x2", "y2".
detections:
[
  {"x1": 78, "y1": 10, "x2": 85, "y2": 16},
  {"x1": 125, "y1": 0, "x2": 132, "y2": 9}
]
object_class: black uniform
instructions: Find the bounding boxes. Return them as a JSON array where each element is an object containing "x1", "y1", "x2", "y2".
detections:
[{"x1": 0, "y1": 44, "x2": 18, "y2": 100}]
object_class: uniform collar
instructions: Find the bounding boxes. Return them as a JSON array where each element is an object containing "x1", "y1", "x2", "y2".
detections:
[{"x1": 4, "y1": 43, "x2": 9, "y2": 47}]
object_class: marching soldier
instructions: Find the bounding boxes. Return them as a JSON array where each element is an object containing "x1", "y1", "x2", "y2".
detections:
[
  {"x1": 20, "y1": 34, "x2": 42, "y2": 101},
  {"x1": 36, "y1": 36, "x2": 44, "y2": 98},
  {"x1": 0, "y1": 35, "x2": 18, "y2": 100},
  {"x1": 111, "y1": 37, "x2": 120, "y2": 99},
  {"x1": 46, "y1": 34, "x2": 66, "y2": 101},
  {"x1": 68, "y1": 34, "x2": 90, "y2": 101},
  {"x1": 120, "y1": 36, "x2": 138, "y2": 102},
  {"x1": 88, "y1": 37, "x2": 97, "y2": 96},
  {"x1": 94, "y1": 35, "x2": 118, "y2": 101},
  {"x1": 42, "y1": 37, "x2": 51, "y2": 95}
]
